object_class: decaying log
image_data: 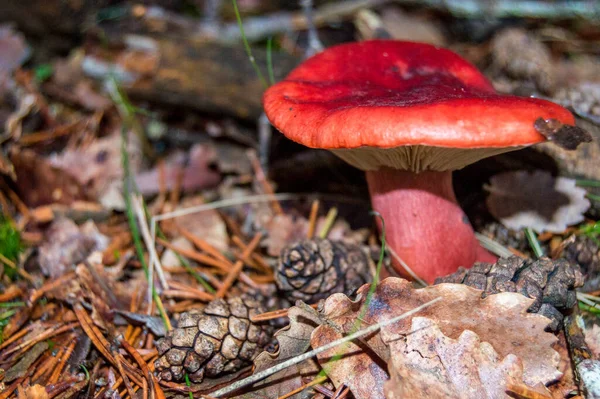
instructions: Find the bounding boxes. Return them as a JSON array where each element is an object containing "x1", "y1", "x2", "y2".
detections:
[{"x1": 82, "y1": 36, "x2": 299, "y2": 120}]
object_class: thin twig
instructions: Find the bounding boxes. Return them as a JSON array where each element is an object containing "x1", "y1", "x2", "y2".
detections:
[{"x1": 207, "y1": 297, "x2": 441, "y2": 397}]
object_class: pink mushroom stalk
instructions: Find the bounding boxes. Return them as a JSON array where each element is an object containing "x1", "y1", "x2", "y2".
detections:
[{"x1": 263, "y1": 40, "x2": 578, "y2": 283}]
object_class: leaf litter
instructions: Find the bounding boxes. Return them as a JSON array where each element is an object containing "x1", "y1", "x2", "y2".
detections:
[{"x1": 0, "y1": 3, "x2": 599, "y2": 399}]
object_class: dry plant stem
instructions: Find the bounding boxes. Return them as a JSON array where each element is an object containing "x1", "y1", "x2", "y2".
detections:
[
  {"x1": 366, "y1": 169, "x2": 496, "y2": 283},
  {"x1": 132, "y1": 194, "x2": 169, "y2": 294},
  {"x1": 207, "y1": 297, "x2": 442, "y2": 398},
  {"x1": 151, "y1": 193, "x2": 299, "y2": 236},
  {"x1": 216, "y1": 233, "x2": 263, "y2": 298},
  {"x1": 248, "y1": 150, "x2": 283, "y2": 215},
  {"x1": 278, "y1": 375, "x2": 328, "y2": 399}
]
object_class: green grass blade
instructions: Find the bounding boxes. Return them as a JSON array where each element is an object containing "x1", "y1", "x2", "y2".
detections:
[
  {"x1": 266, "y1": 37, "x2": 275, "y2": 85},
  {"x1": 232, "y1": 0, "x2": 268, "y2": 89},
  {"x1": 525, "y1": 227, "x2": 544, "y2": 258}
]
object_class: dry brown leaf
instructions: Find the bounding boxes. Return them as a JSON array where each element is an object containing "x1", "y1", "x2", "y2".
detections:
[
  {"x1": 0, "y1": 24, "x2": 30, "y2": 73},
  {"x1": 135, "y1": 143, "x2": 221, "y2": 197},
  {"x1": 17, "y1": 384, "x2": 49, "y2": 399},
  {"x1": 311, "y1": 324, "x2": 388, "y2": 399},
  {"x1": 385, "y1": 317, "x2": 551, "y2": 399},
  {"x1": 10, "y1": 147, "x2": 89, "y2": 206},
  {"x1": 263, "y1": 214, "x2": 309, "y2": 257},
  {"x1": 486, "y1": 170, "x2": 590, "y2": 233},
  {"x1": 237, "y1": 305, "x2": 321, "y2": 398},
  {"x1": 314, "y1": 278, "x2": 560, "y2": 393},
  {"x1": 49, "y1": 131, "x2": 141, "y2": 210},
  {"x1": 38, "y1": 219, "x2": 108, "y2": 278}
]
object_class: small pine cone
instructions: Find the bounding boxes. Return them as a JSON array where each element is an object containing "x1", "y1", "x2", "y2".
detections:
[
  {"x1": 154, "y1": 297, "x2": 273, "y2": 383},
  {"x1": 563, "y1": 235, "x2": 600, "y2": 292},
  {"x1": 276, "y1": 238, "x2": 372, "y2": 302},
  {"x1": 435, "y1": 256, "x2": 584, "y2": 332}
]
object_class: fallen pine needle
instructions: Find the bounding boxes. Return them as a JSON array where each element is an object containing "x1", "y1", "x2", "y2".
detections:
[
  {"x1": 216, "y1": 233, "x2": 262, "y2": 298},
  {"x1": 206, "y1": 296, "x2": 441, "y2": 398},
  {"x1": 307, "y1": 199, "x2": 320, "y2": 238},
  {"x1": 251, "y1": 303, "x2": 319, "y2": 322},
  {"x1": 278, "y1": 375, "x2": 327, "y2": 399},
  {"x1": 505, "y1": 383, "x2": 553, "y2": 399}
]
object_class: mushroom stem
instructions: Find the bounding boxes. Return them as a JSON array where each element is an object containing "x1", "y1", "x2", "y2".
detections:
[{"x1": 366, "y1": 168, "x2": 496, "y2": 283}]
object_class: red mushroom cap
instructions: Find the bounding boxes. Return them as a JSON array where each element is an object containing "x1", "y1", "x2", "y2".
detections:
[{"x1": 263, "y1": 40, "x2": 574, "y2": 152}]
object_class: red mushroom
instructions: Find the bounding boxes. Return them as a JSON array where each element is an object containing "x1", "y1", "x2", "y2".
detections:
[{"x1": 263, "y1": 40, "x2": 577, "y2": 283}]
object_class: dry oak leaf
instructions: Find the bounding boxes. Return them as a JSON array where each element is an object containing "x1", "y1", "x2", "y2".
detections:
[
  {"x1": 486, "y1": 170, "x2": 590, "y2": 233},
  {"x1": 313, "y1": 278, "x2": 560, "y2": 395},
  {"x1": 385, "y1": 317, "x2": 551, "y2": 399},
  {"x1": 311, "y1": 323, "x2": 388, "y2": 399},
  {"x1": 237, "y1": 305, "x2": 320, "y2": 399}
]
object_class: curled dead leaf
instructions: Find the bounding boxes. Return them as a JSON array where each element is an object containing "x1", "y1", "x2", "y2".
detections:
[
  {"x1": 312, "y1": 277, "x2": 560, "y2": 399},
  {"x1": 486, "y1": 170, "x2": 590, "y2": 233}
]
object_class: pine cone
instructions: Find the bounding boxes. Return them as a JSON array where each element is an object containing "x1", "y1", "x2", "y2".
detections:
[
  {"x1": 435, "y1": 256, "x2": 584, "y2": 332},
  {"x1": 154, "y1": 297, "x2": 273, "y2": 383},
  {"x1": 276, "y1": 238, "x2": 372, "y2": 302},
  {"x1": 563, "y1": 235, "x2": 600, "y2": 292}
]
